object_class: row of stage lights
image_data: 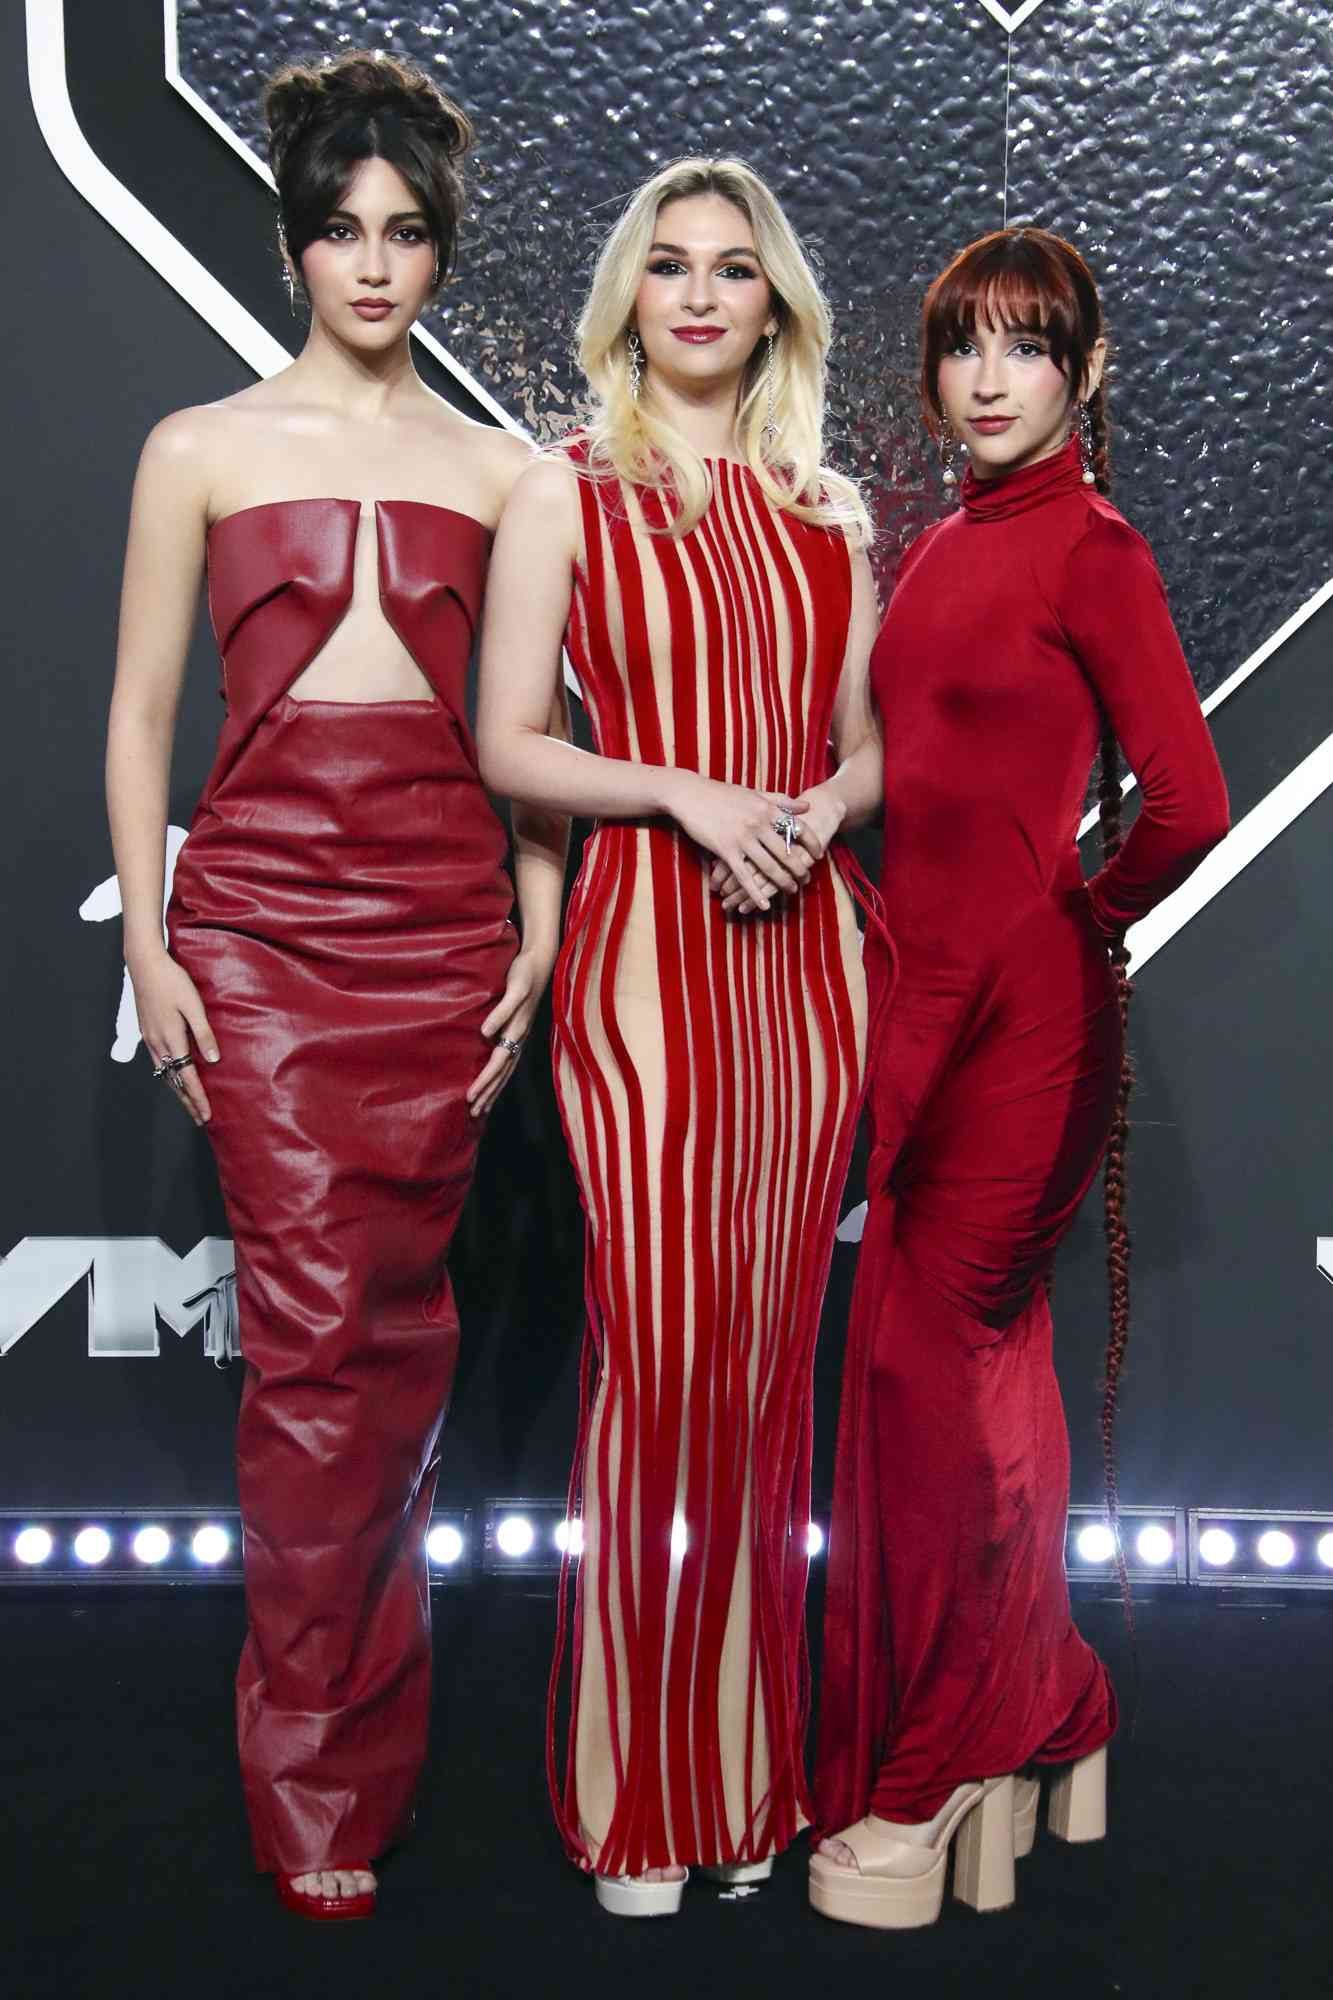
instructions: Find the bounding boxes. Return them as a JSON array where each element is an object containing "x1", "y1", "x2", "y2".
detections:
[
  {"x1": 1064, "y1": 1506, "x2": 1333, "y2": 1590},
  {"x1": 4, "y1": 1504, "x2": 1331, "y2": 1589}
]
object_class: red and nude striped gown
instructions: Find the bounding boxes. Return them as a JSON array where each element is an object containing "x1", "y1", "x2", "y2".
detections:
[{"x1": 548, "y1": 448, "x2": 868, "y2": 1875}]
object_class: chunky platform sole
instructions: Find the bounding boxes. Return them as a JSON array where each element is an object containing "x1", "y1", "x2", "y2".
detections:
[
  {"x1": 275, "y1": 1872, "x2": 376, "y2": 1922},
  {"x1": 809, "y1": 1776, "x2": 1016, "y2": 1930},
  {"x1": 594, "y1": 1868, "x2": 689, "y2": 1917}
]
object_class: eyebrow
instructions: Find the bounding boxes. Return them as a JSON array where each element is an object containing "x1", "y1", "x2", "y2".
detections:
[
  {"x1": 327, "y1": 208, "x2": 430, "y2": 227},
  {"x1": 648, "y1": 241, "x2": 760, "y2": 259}
]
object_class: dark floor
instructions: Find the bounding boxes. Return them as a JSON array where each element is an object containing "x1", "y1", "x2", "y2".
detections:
[{"x1": 4, "y1": 1584, "x2": 1330, "y2": 2000}]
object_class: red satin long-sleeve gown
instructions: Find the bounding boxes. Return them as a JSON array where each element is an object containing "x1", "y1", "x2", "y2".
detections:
[
  {"x1": 815, "y1": 440, "x2": 1229, "y2": 1829},
  {"x1": 168, "y1": 499, "x2": 515, "y2": 1874},
  {"x1": 549, "y1": 452, "x2": 868, "y2": 1875}
]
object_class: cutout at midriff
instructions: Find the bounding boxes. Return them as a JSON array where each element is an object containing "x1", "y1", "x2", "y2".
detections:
[{"x1": 287, "y1": 507, "x2": 437, "y2": 704}]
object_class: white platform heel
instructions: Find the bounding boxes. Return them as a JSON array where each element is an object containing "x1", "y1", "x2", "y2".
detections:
[
  {"x1": 1048, "y1": 1745, "x2": 1108, "y2": 1843},
  {"x1": 809, "y1": 1775, "x2": 1016, "y2": 1930},
  {"x1": 593, "y1": 1868, "x2": 689, "y2": 1917}
]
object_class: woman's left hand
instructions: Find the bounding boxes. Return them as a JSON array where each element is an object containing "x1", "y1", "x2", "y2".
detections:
[
  {"x1": 710, "y1": 783, "x2": 847, "y2": 914},
  {"x1": 467, "y1": 947, "x2": 552, "y2": 1118}
]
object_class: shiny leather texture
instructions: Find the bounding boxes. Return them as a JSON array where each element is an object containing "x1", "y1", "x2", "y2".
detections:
[{"x1": 168, "y1": 500, "x2": 515, "y2": 1875}]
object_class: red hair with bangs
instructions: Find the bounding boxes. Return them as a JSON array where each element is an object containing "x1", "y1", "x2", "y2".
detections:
[{"x1": 920, "y1": 226, "x2": 1104, "y2": 434}]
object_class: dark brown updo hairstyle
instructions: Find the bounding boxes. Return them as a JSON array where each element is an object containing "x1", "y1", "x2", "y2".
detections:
[
  {"x1": 922, "y1": 227, "x2": 1134, "y2": 1621},
  {"x1": 264, "y1": 49, "x2": 474, "y2": 290}
]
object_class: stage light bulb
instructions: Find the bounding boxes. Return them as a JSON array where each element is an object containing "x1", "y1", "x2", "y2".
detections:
[
  {"x1": 192, "y1": 1524, "x2": 230, "y2": 1565},
  {"x1": 1197, "y1": 1528, "x2": 1236, "y2": 1568},
  {"x1": 73, "y1": 1526, "x2": 111, "y2": 1566},
  {"x1": 1257, "y1": 1529, "x2": 1295, "y2": 1569},
  {"x1": 133, "y1": 1526, "x2": 171, "y2": 1566},
  {"x1": 554, "y1": 1519, "x2": 584, "y2": 1556},
  {"x1": 1136, "y1": 1525, "x2": 1174, "y2": 1567},
  {"x1": 806, "y1": 1523, "x2": 825, "y2": 1558},
  {"x1": 1075, "y1": 1523, "x2": 1115, "y2": 1564},
  {"x1": 495, "y1": 1515, "x2": 534, "y2": 1558},
  {"x1": 13, "y1": 1527, "x2": 53, "y2": 1566},
  {"x1": 1317, "y1": 1533, "x2": 1333, "y2": 1571},
  {"x1": 426, "y1": 1524, "x2": 464, "y2": 1566}
]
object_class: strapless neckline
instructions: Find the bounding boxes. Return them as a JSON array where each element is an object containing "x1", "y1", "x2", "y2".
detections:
[{"x1": 207, "y1": 496, "x2": 493, "y2": 539}]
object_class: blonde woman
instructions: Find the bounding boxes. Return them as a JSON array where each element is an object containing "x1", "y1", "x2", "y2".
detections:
[{"x1": 478, "y1": 159, "x2": 883, "y2": 1914}]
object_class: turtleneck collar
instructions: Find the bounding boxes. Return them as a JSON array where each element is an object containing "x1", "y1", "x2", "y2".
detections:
[{"x1": 960, "y1": 432, "x2": 1085, "y2": 522}]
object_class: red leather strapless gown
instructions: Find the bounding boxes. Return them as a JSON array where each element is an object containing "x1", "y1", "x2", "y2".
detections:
[{"x1": 168, "y1": 499, "x2": 516, "y2": 1874}]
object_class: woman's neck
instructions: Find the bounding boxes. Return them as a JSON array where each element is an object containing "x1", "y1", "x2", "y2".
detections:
[
  {"x1": 285, "y1": 317, "x2": 425, "y2": 420},
  {"x1": 647, "y1": 375, "x2": 744, "y2": 461}
]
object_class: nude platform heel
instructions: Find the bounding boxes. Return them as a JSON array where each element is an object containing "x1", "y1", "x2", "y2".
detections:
[
  {"x1": 808, "y1": 1775, "x2": 1016, "y2": 1930},
  {"x1": 1047, "y1": 1745, "x2": 1108, "y2": 1842},
  {"x1": 1012, "y1": 1772, "x2": 1041, "y2": 1859},
  {"x1": 1013, "y1": 1746, "x2": 1108, "y2": 1857}
]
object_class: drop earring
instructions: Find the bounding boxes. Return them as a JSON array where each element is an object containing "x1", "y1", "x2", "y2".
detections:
[
  {"x1": 1075, "y1": 401, "x2": 1097, "y2": 485},
  {"x1": 761, "y1": 332, "x2": 778, "y2": 449},
  {"x1": 938, "y1": 415, "x2": 963, "y2": 498},
  {"x1": 277, "y1": 229, "x2": 297, "y2": 316},
  {"x1": 627, "y1": 329, "x2": 644, "y2": 401}
]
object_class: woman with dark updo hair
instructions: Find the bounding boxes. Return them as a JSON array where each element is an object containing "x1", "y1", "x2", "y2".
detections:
[
  {"x1": 808, "y1": 228, "x2": 1229, "y2": 1929},
  {"x1": 105, "y1": 51, "x2": 565, "y2": 1920}
]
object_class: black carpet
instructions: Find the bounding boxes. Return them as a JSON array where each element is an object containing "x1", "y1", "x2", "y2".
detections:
[{"x1": 4, "y1": 1585, "x2": 1329, "y2": 2000}]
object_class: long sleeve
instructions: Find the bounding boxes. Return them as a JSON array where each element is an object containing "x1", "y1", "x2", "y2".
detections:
[{"x1": 1059, "y1": 511, "x2": 1230, "y2": 936}]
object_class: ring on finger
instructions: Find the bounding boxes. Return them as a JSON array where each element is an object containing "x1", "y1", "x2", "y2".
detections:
[
  {"x1": 153, "y1": 1053, "x2": 195, "y2": 1081},
  {"x1": 498, "y1": 1035, "x2": 523, "y2": 1059},
  {"x1": 773, "y1": 810, "x2": 801, "y2": 852}
]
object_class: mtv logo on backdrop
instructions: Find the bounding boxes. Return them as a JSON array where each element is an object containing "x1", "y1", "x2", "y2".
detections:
[{"x1": 0, "y1": 1238, "x2": 234, "y2": 1358}]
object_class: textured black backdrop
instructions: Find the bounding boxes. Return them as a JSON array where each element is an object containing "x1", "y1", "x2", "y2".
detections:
[{"x1": 3, "y1": 0, "x2": 1331, "y2": 1520}]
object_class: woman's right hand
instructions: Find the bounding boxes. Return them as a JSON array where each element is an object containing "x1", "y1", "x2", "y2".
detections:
[
  {"x1": 662, "y1": 770, "x2": 807, "y2": 911},
  {"x1": 128, "y1": 949, "x2": 219, "y2": 1126}
]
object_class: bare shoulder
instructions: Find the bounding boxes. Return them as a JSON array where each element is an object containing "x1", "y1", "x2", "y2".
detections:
[
  {"x1": 507, "y1": 449, "x2": 582, "y2": 526},
  {"x1": 411, "y1": 392, "x2": 530, "y2": 504}
]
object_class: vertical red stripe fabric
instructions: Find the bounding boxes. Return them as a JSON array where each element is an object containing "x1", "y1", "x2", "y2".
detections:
[{"x1": 547, "y1": 452, "x2": 868, "y2": 1874}]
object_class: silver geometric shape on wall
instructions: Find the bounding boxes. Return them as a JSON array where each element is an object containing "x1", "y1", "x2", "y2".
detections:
[{"x1": 977, "y1": 1, "x2": 1050, "y2": 30}]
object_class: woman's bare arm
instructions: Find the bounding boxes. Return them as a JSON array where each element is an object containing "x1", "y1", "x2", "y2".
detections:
[{"x1": 105, "y1": 410, "x2": 220, "y2": 1120}]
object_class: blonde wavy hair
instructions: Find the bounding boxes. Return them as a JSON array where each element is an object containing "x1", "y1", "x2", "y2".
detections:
[{"x1": 574, "y1": 158, "x2": 869, "y2": 541}]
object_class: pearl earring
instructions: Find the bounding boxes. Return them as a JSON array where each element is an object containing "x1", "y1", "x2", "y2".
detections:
[{"x1": 938, "y1": 416, "x2": 963, "y2": 497}]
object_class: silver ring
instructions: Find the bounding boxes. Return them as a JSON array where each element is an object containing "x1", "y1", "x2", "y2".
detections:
[
  {"x1": 152, "y1": 1053, "x2": 195, "y2": 1080},
  {"x1": 498, "y1": 1035, "x2": 523, "y2": 1059},
  {"x1": 773, "y1": 811, "x2": 800, "y2": 853}
]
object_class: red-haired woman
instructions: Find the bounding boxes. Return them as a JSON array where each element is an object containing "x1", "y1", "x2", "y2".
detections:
[{"x1": 809, "y1": 228, "x2": 1229, "y2": 1929}]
